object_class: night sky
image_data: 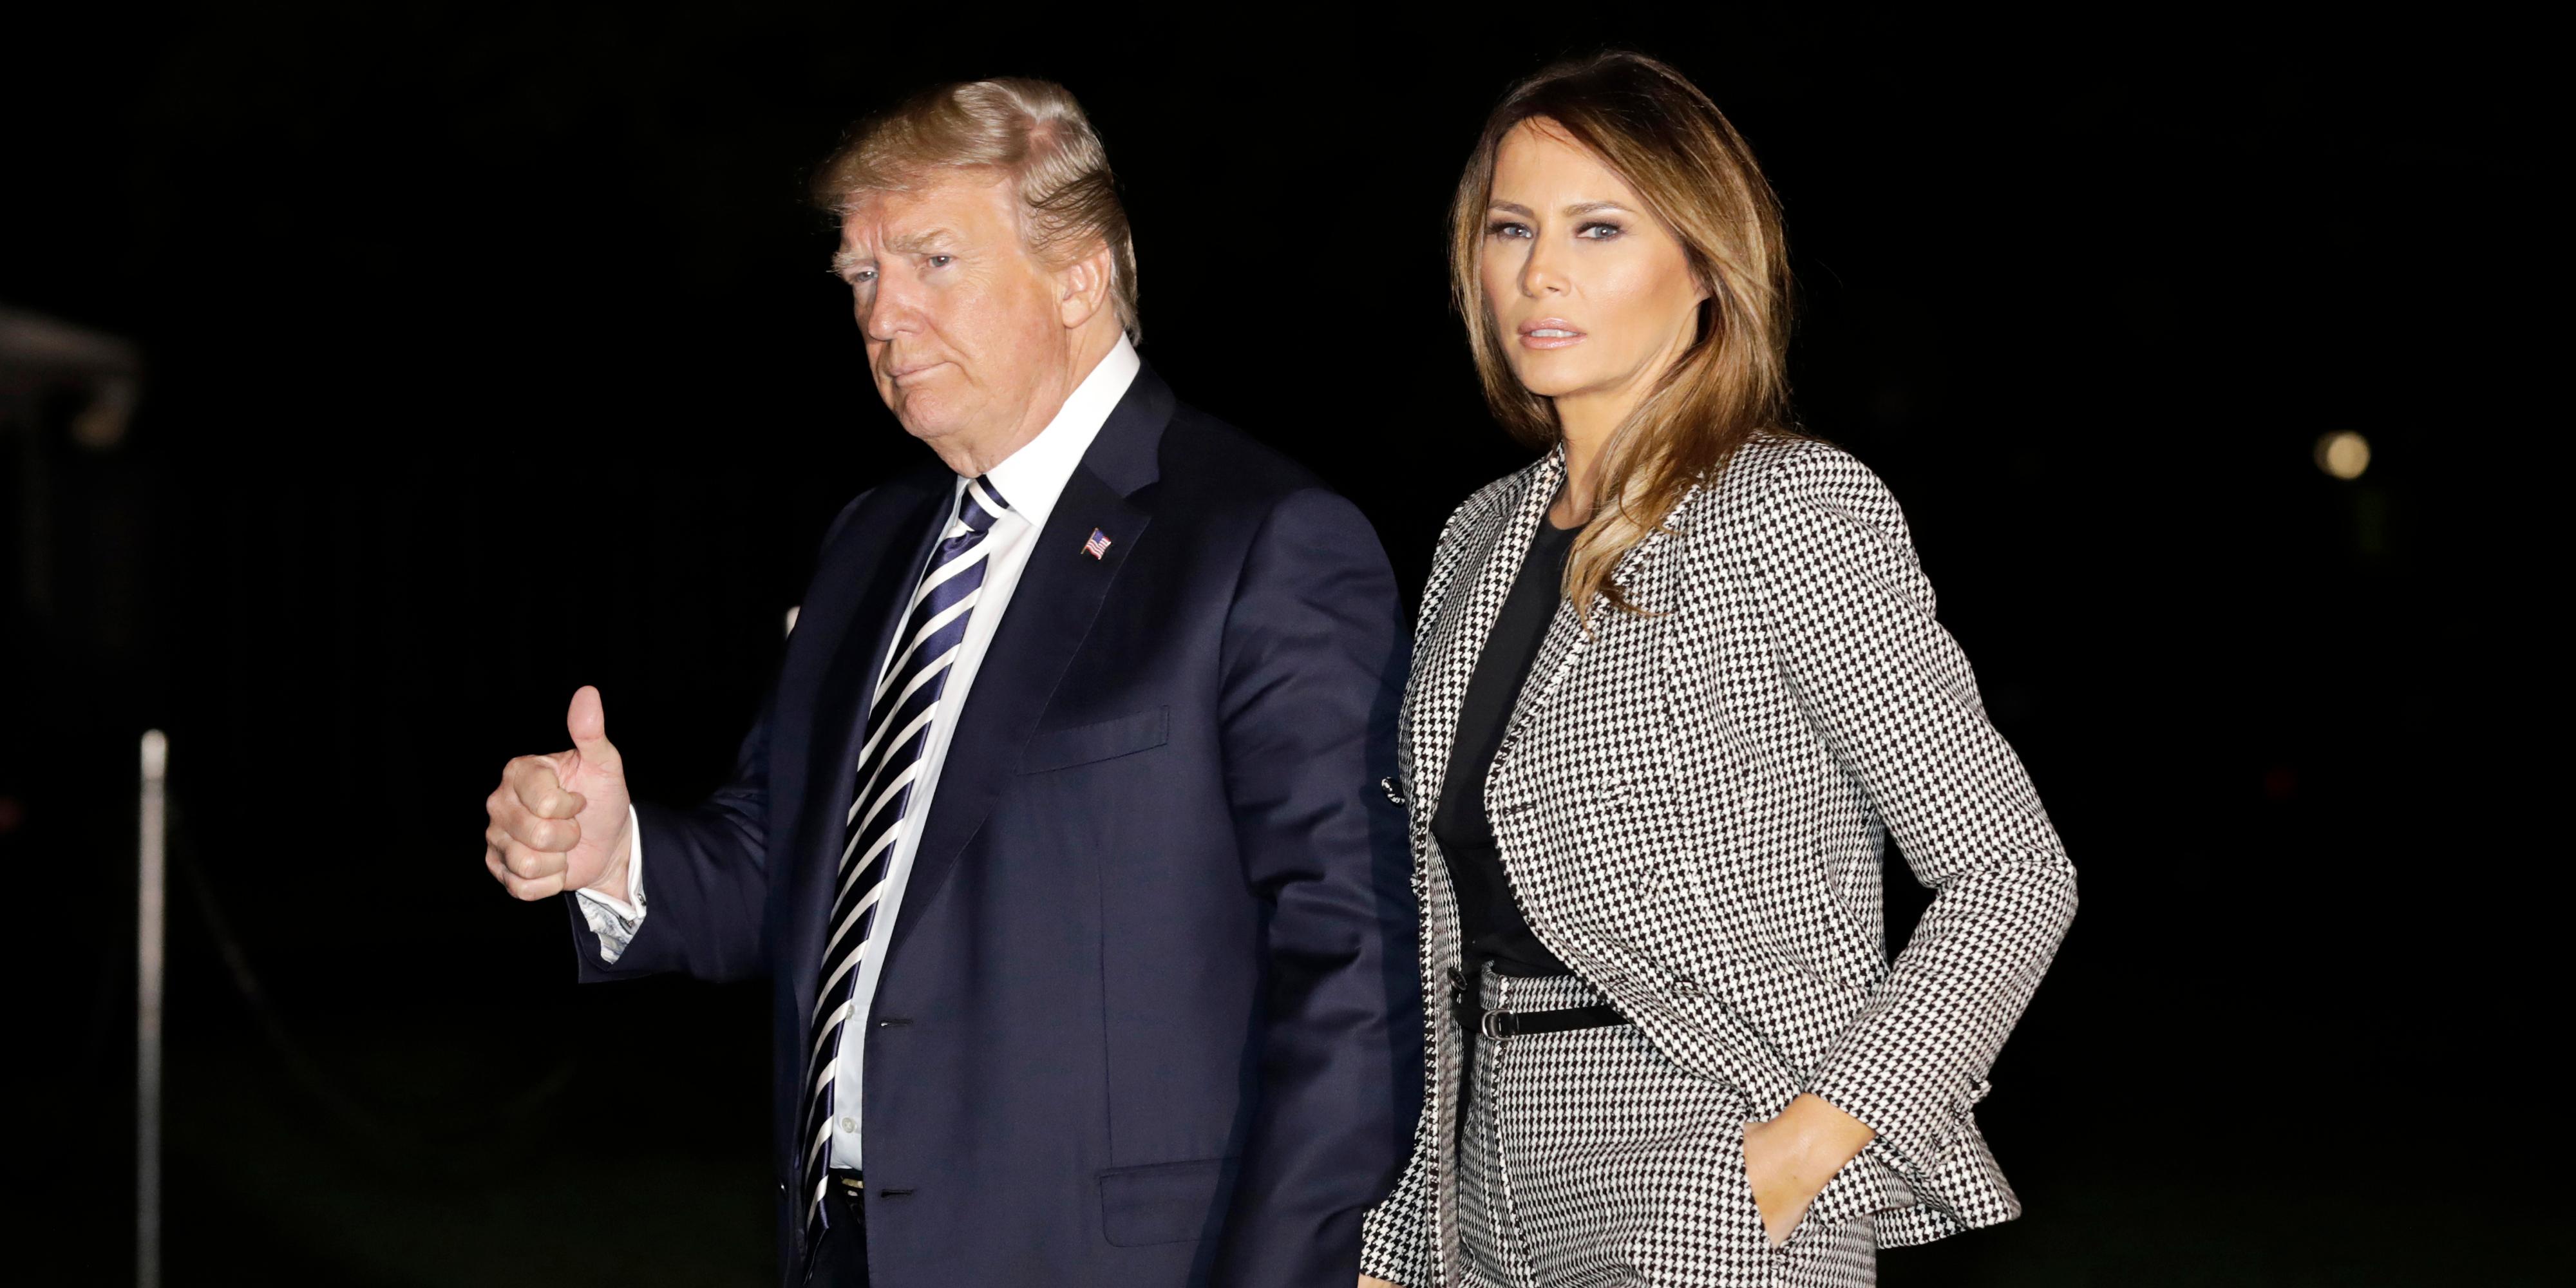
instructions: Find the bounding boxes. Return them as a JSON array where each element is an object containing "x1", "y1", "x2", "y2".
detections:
[{"x1": 3, "y1": 7, "x2": 2551, "y2": 1283}]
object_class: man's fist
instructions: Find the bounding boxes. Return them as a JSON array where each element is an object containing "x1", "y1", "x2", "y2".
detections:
[{"x1": 484, "y1": 685, "x2": 634, "y2": 903}]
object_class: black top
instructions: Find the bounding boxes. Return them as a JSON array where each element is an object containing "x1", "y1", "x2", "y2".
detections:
[{"x1": 1432, "y1": 511, "x2": 1581, "y2": 977}]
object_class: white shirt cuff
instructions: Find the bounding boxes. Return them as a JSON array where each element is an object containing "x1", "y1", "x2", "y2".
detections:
[{"x1": 571, "y1": 805, "x2": 645, "y2": 963}]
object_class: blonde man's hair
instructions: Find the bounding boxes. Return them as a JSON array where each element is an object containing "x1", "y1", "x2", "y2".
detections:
[
  {"x1": 814, "y1": 78, "x2": 1141, "y2": 343},
  {"x1": 1454, "y1": 52, "x2": 1797, "y2": 623}
]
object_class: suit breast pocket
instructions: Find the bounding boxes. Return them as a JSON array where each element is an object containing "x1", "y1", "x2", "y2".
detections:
[{"x1": 1019, "y1": 706, "x2": 1171, "y2": 774}]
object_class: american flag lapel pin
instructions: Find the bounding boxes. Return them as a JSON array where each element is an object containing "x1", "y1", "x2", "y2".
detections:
[{"x1": 1083, "y1": 527, "x2": 1113, "y2": 559}]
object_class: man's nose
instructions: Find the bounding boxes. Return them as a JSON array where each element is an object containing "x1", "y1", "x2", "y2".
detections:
[{"x1": 863, "y1": 280, "x2": 922, "y2": 342}]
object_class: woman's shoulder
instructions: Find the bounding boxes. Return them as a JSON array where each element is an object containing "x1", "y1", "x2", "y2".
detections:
[
  {"x1": 1695, "y1": 433, "x2": 1904, "y2": 531},
  {"x1": 1437, "y1": 453, "x2": 1554, "y2": 544}
]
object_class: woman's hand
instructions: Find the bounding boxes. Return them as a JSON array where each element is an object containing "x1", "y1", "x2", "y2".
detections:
[
  {"x1": 1741, "y1": 1093, "x2": 1875, "y2": 1248},
  {"x1": 1359, "y1": 1277, "x2": 1404, "y2": 1288}
]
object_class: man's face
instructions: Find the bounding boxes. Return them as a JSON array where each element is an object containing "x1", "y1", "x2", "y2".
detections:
[{"x1": 836, "y1": 172, "x2": 1068, "y2": 450}]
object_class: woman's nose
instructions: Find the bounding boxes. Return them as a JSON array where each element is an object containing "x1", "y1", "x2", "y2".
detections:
[{"x1": 1519, "y1": 241, "x2": 1567, "y2": 298}]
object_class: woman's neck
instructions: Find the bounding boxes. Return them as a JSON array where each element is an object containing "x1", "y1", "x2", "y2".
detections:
[{"x1": 1550, "y1": 392, "x2": 1629, "y2": 528}]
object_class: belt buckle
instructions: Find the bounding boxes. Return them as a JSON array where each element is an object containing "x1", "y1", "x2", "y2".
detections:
[{"x1": 1481, "y1": 1008, "x2": 1513, "y2": 1040}]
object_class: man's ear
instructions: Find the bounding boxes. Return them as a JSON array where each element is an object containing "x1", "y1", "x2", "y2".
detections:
[{"x1": 1056, "y1": 240, "x2": 1116, "y2": 330}]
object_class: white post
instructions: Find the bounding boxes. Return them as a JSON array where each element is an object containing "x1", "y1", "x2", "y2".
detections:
[{"x1": 137, "y1": 730, "x2": 167, "y2": 1288}]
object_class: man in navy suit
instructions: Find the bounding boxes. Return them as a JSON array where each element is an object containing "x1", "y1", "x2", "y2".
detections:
[{"x1": 480, "y1": 79, "x2": 1417, "y2": 1287}]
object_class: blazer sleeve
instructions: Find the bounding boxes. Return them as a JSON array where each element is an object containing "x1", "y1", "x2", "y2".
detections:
[
  {"x1": 1208, "y1": 487, "x2": 1421, "y2": 1288},
  {"x1": 564, "y1": 687, "x2": 775, "y2": 984},
  {"x1": 1756, "y1": 444, "x2": 2078, "y2": 1177}
]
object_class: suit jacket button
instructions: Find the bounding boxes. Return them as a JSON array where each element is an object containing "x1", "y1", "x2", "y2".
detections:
[{"x1": 1380, "y1": 776, "x2": 1407, "y2": 806}]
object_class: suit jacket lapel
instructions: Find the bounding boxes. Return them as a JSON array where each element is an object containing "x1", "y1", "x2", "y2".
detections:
[
  {"x1": 788, "y1": 471, "x2": 951, "y2": 1025},
  {"x1": 884, "y1": 365, "x2": 1174, "y2": 958}
]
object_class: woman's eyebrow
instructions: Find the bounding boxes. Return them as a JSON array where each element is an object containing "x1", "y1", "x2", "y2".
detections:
[{"x1": 1487, "y1": 200, "x2": 1633, "y2": 217}]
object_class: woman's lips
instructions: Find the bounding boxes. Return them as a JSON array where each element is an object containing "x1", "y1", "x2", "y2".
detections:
[{"x1": 1517, "y1": 319, "x2": 1586, "y2": 350}]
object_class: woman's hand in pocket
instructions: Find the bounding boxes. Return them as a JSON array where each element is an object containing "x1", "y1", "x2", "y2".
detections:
[{"x1": 1742, "y1": 1094, "x2": 1876, "y2": 1247}]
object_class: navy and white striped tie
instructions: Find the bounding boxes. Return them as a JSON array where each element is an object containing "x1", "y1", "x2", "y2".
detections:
[{"x1": 800, "y1": 473, "x2": 1011, "y2": 1244}]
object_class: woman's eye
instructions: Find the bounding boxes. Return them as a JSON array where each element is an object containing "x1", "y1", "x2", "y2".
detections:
[
  {"x1": 1487, "y1": 221, "x2": 1531, "y2": 240},
  {"x1": 1578, "y1": 222, "x2": 1624, "y2": 240}
]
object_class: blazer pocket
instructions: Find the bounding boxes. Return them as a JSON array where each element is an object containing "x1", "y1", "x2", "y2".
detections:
[
  {"x1": 1019, "y1": 706, "x2": 1170, "y2": 773},
  {"x1": 1790, "y1": 1148, "x2": 1897, "y2": 1247},
  {"x1": 1097, "y1": 1157, "x2": 1237, "y2": 1247}
]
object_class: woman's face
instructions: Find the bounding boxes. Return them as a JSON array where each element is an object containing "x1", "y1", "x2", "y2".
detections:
[{"x1": 1480, "y1": 118, "x2": 1707, "y2": 408}]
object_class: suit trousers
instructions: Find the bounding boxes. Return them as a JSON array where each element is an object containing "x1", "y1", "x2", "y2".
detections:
[
  {"x1": 808, "y1": 1185, "x2": 869, "y2": 1287},
  {"x1": 1454, "y1": 967, "x2": 1878, "y2": 1288}
]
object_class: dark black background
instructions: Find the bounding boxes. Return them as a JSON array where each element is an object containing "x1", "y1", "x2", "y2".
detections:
[{"x1": 3, "y1": 5, "x2": 2552, "y2": 1284}]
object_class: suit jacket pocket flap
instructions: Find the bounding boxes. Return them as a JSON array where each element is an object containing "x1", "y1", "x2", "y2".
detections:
[
  {"x1": 1097, "y1": 1157, "x2": 1236, "y2": 1247},
  {"x1": 1021, "y1": 706, "x2": 1170, "y2": 773}
]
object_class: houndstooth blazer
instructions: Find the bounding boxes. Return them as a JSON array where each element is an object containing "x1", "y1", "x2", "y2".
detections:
[{"x1": 1358, "y1": 435, "x2": 2078, "y2": 1286}]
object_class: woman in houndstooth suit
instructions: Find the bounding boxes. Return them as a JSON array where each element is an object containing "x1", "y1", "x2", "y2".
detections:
[{"x1": 1358, "y1": 52, "x2": 2078, "y2": 1288}]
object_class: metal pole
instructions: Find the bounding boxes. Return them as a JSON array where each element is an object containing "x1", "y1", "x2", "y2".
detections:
[{"x1": 137, "y1": 730, "x2": 167, "y2": 1288}]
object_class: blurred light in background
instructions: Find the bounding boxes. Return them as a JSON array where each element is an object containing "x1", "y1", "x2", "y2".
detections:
[{"x1": 2315, "y1": 430, "x2": 2371, "y2": 480}]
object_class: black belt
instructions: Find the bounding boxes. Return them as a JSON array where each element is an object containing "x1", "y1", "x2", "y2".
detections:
[
  {"x1": 1448, "y1": 965, "x2": 1629, "y2": 1038},
  {"x1": 1452, "y1": 994, "x2": 1626, "y2": 1037},
  {"x1": 1448, "y1": 961, "x2": 1629, "y2": 1152}
]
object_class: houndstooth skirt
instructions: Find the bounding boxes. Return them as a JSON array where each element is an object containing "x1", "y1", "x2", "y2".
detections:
[{"x1": 1454, "y1": 967, "x2": 1878, "y2": 1288}]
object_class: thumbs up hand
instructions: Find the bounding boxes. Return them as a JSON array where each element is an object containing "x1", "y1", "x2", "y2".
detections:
[{"x1": 484, "y1": 685, "x2": 635, "y2": 903}]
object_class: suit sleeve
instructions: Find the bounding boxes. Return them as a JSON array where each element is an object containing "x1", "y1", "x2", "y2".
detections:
[
  {"x1": 564, "y1": 689, "x2": 775, "y2": 983},
  {"x1": 1757, "y1": 444, "x2": 2079, "y2": 1178},
  {"x1": 1208, "y1": 488, "x2": 1422, "y2": 1288}
]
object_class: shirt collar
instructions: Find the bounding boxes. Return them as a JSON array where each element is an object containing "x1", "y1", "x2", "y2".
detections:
[{"x1": 976, "y1": 335, "x2": 1141, "y2": 536}]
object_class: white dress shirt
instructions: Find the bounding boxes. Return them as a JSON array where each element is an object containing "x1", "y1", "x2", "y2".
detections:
[{"x1": 576, "y1": 336, "x2": 1142, "y2": 1169}]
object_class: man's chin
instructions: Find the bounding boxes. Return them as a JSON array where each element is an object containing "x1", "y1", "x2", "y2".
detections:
[{"x1": 887, "y1": 393, "x2": 966, "y2": 442}]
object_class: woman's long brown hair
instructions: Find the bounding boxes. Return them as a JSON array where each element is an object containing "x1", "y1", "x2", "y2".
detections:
[{"x1": 1452, "y1": 52, "x2": 1797, "y2": 620}]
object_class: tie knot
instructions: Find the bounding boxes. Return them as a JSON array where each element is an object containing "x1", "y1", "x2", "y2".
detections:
[{"x1": 957, "y1": 475, "x2": 1010, "y2": 534}]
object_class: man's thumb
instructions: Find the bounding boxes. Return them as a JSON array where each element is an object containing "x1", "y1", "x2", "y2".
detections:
[{"x1": 567, "y1": 685, "x2": 620, "y2": 769}]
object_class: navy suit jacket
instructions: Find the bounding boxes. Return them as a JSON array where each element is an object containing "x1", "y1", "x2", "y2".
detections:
[{"x1": 568, "y1": 365, "x2": 1421, "y2": 1288}]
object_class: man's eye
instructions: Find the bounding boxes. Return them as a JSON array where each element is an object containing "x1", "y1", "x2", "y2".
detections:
[
  {"x1": 927, "y1": 254, "x2": 954, "y2": 269},
  {"x1": 847, "y1": 269, "x2": 876, "y2": 285},
  {"x1": 1487, "y1": 221, "x2": 1531, "y2": 240}
]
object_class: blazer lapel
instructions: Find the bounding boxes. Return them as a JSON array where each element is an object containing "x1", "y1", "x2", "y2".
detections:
[
  {"x1": 884, "y1": 365, "x2": 1174, "y2": 958},
  {"x1": 788, "y1": 472, "x2": 951, "y2": 1024},
  {"x1": 1405, "y1": 448, "x2": 1562, "y2": 826},
  {"x1": 1497, "y1": 475, "x2": 1697, "y2": 745},
  {"x1": 1404, "y1": 444, "x2": 1703, "y2": 813}
]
